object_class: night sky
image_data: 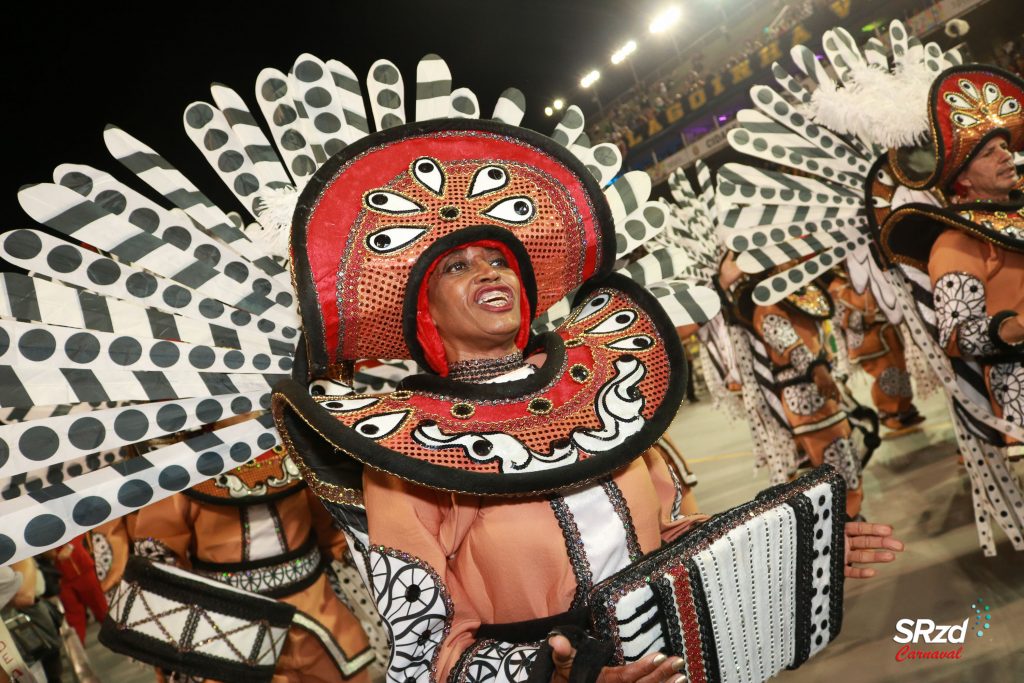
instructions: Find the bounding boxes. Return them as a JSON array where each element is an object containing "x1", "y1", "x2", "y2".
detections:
[{"x1": 4, "y1": 0, "x2": 738, "y2": 223}]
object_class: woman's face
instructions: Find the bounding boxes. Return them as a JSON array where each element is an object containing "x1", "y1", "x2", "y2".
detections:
[{"x1": 427, "y1": 245, "x2": 522, "y2": 362}]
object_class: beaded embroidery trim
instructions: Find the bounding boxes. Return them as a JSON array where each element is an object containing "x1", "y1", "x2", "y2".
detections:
[{"x1": 448, "y1": 351, "x2": 527, "y2": 383}]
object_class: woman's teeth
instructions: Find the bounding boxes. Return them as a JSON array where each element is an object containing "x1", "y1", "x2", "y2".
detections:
[{"x1": 479, "y1": 291, "x2": 509, "y2": 305}]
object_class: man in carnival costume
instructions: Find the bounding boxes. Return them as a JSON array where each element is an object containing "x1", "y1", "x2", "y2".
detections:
[
  {"x1": 826, "y1": 267, "x2": 924, "y2": 431},
  {"x1": 881, "y1": 64, "x2": 1024, "y2": 457},
  {"x1": 708, "y1": 17, "x2": 1024, "y2": 555},
  {"x1": 665, "y1": 169, "x2": 870, "y2": 517},
  {"x1": 0, "y1": 52, "x2": 903, "y2": 683}
]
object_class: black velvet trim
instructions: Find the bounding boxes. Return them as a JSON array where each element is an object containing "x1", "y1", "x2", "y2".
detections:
[
  {"x1": 651, "y1": 577, "x2": 685, "y2": 660},
  {"x1": 476, "y1": 608, "x2": 589, "y2": 643},
  {"x1": 785, "y1": 495, "x2": 814, "y2": 670},
  {"x1": 400, "y1": 332, "x2": 564, "y2": 399},
  {"x1": 827, "y1": 478, "x2": 847, "y2": 644},
  {"x1": 686, "y1": 558, "x2": 720, "y2": 683},
  {"x1": 400, "y1": 225, "x2": 539, "y2": 371},
  {"x1": 191, "y1": 532, "x2": 316, "y2": 573},
  {"x1": 182, "y1": 479, "x2": 307, "y2": 506},
  {"x1": 290, "y1": 118, "x2": 617, "y2": 380},
  {"x1": 988, "y1": 310, "x2": 1024, "y2": 358},
  {"x1": 272, "y1": 272, "x2": 687, "y2": 497},
  {"x1": 880, "y1": 201, "x2": 1024, "y2": 271}
]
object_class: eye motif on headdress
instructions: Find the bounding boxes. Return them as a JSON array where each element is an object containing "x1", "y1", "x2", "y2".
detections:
[
  {"x1": 359, "y1": 157, "x2": 540, "y2": 256},
  {"x1": 944, "y1": 79, "x2": 1021, "y2": 130}
]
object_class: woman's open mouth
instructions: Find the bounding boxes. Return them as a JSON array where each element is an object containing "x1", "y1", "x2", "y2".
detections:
[{"x1": 474, "y1": 285, "x2": 515, "y2": 312}]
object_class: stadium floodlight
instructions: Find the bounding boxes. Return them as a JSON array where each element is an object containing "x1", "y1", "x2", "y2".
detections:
[
  {"x1": 553, "y1": 98, "x2": 565, "y2": 111},
  {"x1": 649, "y1": 6, "x2": 681, "y2": 34},
  {"x1": 611, "y1": 40, "x2": 637, "y2": 65},
  {"x1": 544, "y1": 106, "x2": 554, "y2": 116},
  {"x1": 580, "y1": 70, "x2": 601, "y2": 88}
]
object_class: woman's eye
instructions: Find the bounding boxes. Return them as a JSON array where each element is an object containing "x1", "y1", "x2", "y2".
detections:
[
  {"x1": 444, "y1": 260, "x2": 467, "y2": 273},
  {"x1": 483, "y1": 196, "x2": 535, "y2": 224},
  {"x1": 490, "y1": 257, "x2": 509, "y2": 268},
  {"x1": 412, "y1": 157, "x2": 445, "y2": 195},
  {"x1": 366, "y1": 226, "x2": 427, "y2": 254},
  {"x1": 364, "y1": 190, "x2": 424, "y2": 214},
  {"x1": 468, "y1": 165, "x2": 509, "y2": 197}
]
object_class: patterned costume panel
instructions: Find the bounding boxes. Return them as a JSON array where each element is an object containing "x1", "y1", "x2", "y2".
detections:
[{"x1": 933, "y1": 272, "x2": 998, "y2": 358}]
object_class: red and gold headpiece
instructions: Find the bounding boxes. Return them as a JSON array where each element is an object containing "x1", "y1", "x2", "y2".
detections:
[
  {"x1": 891, "y1": 65, "x2": 1024, "y2": 191},
  {"x1": 291, "y1": 119, "x2": 615, "y2": 380}
]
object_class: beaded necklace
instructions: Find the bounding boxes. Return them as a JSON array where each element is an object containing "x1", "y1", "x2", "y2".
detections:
[{"x1": 447, "y1": 350, "x2": 526, "y2": 382}]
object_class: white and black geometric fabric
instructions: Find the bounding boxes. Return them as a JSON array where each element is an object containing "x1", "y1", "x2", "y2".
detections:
[
  {"x1": 100, "y1": 557, "x2": 292, "y2": 683},
  {"x1": 782, "y1": 384, "x2": 826, "y2": 417},
  {"x1": 933, "y1": 272, "x2": 998, "y2": 358},
  {"x1": 877, "y1": 366, "x2": 913, "y2": 399},
  {"x1": 450, "y1": 640, "x2": 540, "y2": 683},
  {"x1": 369, "y1": 547, "x2": 453, "y2": 683},
  {"x1": 587, "y1": 466, "x2": 845, "y2": 683}
]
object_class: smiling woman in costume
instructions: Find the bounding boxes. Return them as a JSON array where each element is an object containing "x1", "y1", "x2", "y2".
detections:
[
  {"x1": 0, "y1": 47, "x2": 906, "y2": 682},
  {"x1": 270, "y1": 102, "x2": 903, "y2": 681}
]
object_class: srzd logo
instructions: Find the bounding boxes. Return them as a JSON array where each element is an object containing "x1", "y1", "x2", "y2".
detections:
[{"x1": 892, "y1": 598, "x2": 993, "y2": 662}]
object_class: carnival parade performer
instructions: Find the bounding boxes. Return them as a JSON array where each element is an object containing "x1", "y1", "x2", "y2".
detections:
[
  {"x1": 881, "y1": 65, "x2": 1024, "y2": 457},
  {"x1": 826, "y1": 269, "x2": 923, "y2": 431},
  {"x1": 266, "y1": 59, "x2": 905, "y2": 683},
  {"x1": 665, "y1": 153, "x2": 879, "y2": 505},
  {"x1": 0, "y1": 52, "x2": 904, "y2": 683},
  {"x1": 112, "y1": 441, "x2": 376, "y2": 683},
  {"x1": 745, "y1": 268, "x2": 864, "y2": 518}
]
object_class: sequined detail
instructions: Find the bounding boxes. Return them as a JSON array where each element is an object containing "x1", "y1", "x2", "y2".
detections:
[
  {"x1": 761, "y1": 314, "x2": 800, "y2": 355},
  {"x1": 601, "y1": 480, "x2": 643, "y2": 561},
  {"x1": 785, "y1": 284, "x2": 832, "y2": 319},
  {"x1": 448, "y1": 351, "x2": 526, "y2": 383},
  {"x1": 549, "y1": 495, "x2": 593, "y2": 609}
]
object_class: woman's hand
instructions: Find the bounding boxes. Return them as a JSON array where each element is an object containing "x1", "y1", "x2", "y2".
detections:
[
  {"x1": 844, "y1": 521, "x2": 904, "y2": 579},
  {"x1": 548, "y1": 636, "x2": 687, "y2": 683}
]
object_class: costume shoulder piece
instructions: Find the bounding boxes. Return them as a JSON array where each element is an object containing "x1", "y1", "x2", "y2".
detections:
[
  {"x1": 880, "y1": 192, "x2": 1024, "y2": 269},
  {"x1": 183, "y1": 445, "x2": 305, "y2": 505},
  {"x1": 273, "y1": 273, "x2": 685, "y2": 498}
]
